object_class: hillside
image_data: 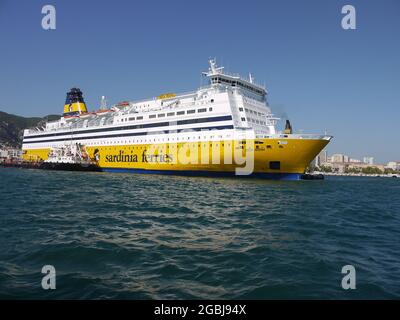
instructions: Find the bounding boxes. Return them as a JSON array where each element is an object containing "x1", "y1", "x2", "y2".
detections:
[{"x1": 0, "y1": 111, "x2": 60, "y2": 147}]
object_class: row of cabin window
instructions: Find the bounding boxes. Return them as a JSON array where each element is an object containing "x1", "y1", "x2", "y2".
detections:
[
  {"x1": 245, "y1": 108, "x2": 265, "y2": 117},
  {"x1": 239, "y1": 116, "x2": 266, "y2": 125},
  {"x1": 238, "y1": 107, "x2": 264, "y2": 124},
  {"x1": 162, "y1": 99, "x2": 214, "y2": 106},
  {"x1": 46, "y1": 134, "x2": 232, "y2": 147},
  {"x1": 243, "y1": 97, "x2": 264, "y2": 107},
  {"x1": 52, "y1": 142, "x2": 233, "y2": 150},
  {"x1": 47, "y1": 137, "x2": 276, "y2": 149},
  {"x1": 238, "y1": 107, "x2": 263, "y2": 117},
  {"x1": 121, "y1": 107, "x2": 213, "y2": 122},
  {"x1": 248, "y1": 118, "x2": 266, "y2": 125}
]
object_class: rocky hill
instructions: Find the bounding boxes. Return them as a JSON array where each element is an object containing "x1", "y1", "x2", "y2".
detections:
[{"x1": 0, "y1": 111, "x2": 60, "y2": 147}]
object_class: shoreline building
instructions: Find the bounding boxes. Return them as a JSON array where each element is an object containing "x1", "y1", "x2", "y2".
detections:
[
  {"x1": 386, "y1": 161, "x2": 400, "y2": 171},
  {"x1": 0, "y1": 147, "x2": 23, "y2": 162},
  {"x1": 314, "y1": 149, "x2": 327, "y2": 167},
  {"x1": 363, "y1": 157, "x2": 374, "y2": 165},
  {"x1": 313, "y1": 150, "x2": 398, "y2": 174}
]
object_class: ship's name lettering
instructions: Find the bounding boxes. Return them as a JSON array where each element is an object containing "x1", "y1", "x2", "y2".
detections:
[{"x1": 105, "y1": 150, "x2": 172, "y2": 163}]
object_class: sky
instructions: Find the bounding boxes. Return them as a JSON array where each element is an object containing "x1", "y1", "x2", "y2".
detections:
[{"x1": 0, "y1": 0, "x2": 399, "y2": 163}]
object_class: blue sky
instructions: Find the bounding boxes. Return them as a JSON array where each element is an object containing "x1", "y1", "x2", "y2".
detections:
[{"x1": 0, "y1": 0, "x2": 399, "y2": 163}]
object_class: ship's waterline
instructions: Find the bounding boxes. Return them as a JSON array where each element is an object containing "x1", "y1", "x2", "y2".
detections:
[{"x1": 21, "y1": 59, "x2": 332, "y2": 179}]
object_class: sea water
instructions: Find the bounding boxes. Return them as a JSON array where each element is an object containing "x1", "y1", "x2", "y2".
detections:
[{"x1": 0, "y1": 168, "x2": 399, "y2": 299}]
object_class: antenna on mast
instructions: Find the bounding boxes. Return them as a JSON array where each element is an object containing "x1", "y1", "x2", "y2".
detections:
[
  {"x1": 202, "y1": 58, "x2": 224, "y2": 76},
  {"x1": 100, "y1": 96, "x2": 107, "y2": 110},
  {"x1": 249, "y1": 73, "x2": 254, "y2": 84}
]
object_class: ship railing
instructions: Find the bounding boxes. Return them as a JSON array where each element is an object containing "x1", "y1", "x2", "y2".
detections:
[
  {"x1": 292, "y1": 134, "x2": 332, "y2": 140},
  {"x1": 255, "y1": 133, "x2": 333, "y2": 140},
  {"x1": 125, "y1": 89, "x2": 200, "y2": 106},
  {"x1": 26, "y1": 127, "x2": 54, "y2": 134}
]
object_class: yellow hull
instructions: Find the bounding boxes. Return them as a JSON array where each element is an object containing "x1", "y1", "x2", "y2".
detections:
[{"x1": 22, "y1": 137, "x2": 328, "y2": 178}]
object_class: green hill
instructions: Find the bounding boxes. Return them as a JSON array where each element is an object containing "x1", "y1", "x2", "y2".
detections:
[{"x1": 0, "y1": 111, "x2": 60, "y2": 147}]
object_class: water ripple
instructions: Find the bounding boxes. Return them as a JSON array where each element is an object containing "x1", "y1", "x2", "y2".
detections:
[{"x1": 0, "y1": 168, "x2": 399, "y2": 299}]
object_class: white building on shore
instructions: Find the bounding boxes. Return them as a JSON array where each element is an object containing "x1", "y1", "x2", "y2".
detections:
[
  {"x1": 363, "y1": 156, "x2": 374, "y2": 165},
  {"x1": 313, "y1": 149, "x2": 399, "y2": 174},
  {"x1": 386, "y1": 161, "x2": 400, "y2": 171}
]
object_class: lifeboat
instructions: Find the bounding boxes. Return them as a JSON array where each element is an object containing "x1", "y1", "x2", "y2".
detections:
[
  {"x1": 116, "y1": 101, "x2": 130, "y2": 107},
  {"x1": 96, "y1": 109, "x2": 114, "y2": 114},
  {"x1": 63, "y1": 115, "x2": 80, "y2": 119},
  {"x1": 79, "y1": 112, "x2": 96, "y2": 118}
]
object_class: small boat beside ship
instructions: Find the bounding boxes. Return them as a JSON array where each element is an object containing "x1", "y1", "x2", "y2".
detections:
[
  {"x1": 1, "y1": 143, "x2": 101, "y2": 172},
  {"x1": 39, "y1": 143, "x2": 101, "y2": 171}
]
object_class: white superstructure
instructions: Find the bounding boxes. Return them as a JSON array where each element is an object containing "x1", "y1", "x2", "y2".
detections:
[{"x1": 22, "y1": 59, "x2": 284, "y2": 150}]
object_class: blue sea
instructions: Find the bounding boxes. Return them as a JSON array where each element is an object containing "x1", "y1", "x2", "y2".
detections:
[{"x1": 0, "y1": 167, "x2": 399, "y2": 299}]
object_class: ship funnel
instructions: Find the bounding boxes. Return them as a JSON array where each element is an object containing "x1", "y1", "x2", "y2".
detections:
[
  {"x1": 284, "y1": 119, "x2": 293, "y2": 134},
  {"x1": 63, "y1": 88, "x2": 88, "y2": 116}
]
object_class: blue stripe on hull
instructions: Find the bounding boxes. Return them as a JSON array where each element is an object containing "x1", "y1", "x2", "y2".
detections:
[{"x1": 101, "y1": 167, "x2": 302, "y2": 180}]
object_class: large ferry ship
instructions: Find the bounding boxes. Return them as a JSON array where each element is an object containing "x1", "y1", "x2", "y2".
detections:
[{"x1": 22, "y1": 60, "x2": 332, "y2": 180}]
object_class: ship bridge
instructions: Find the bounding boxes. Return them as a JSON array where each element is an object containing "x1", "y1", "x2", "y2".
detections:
[{"x1": 202, "y1": 59, "x2": 267, "y2": 101}]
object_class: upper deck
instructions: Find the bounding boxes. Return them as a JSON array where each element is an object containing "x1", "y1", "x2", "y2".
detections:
[{"x1": 24, "y1": 59, "x2": 275, "y2": 138}]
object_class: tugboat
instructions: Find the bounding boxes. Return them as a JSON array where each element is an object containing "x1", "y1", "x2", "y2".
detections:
[{"x1": 39, "y1": 143, "x2": 101, "y2": 172}]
